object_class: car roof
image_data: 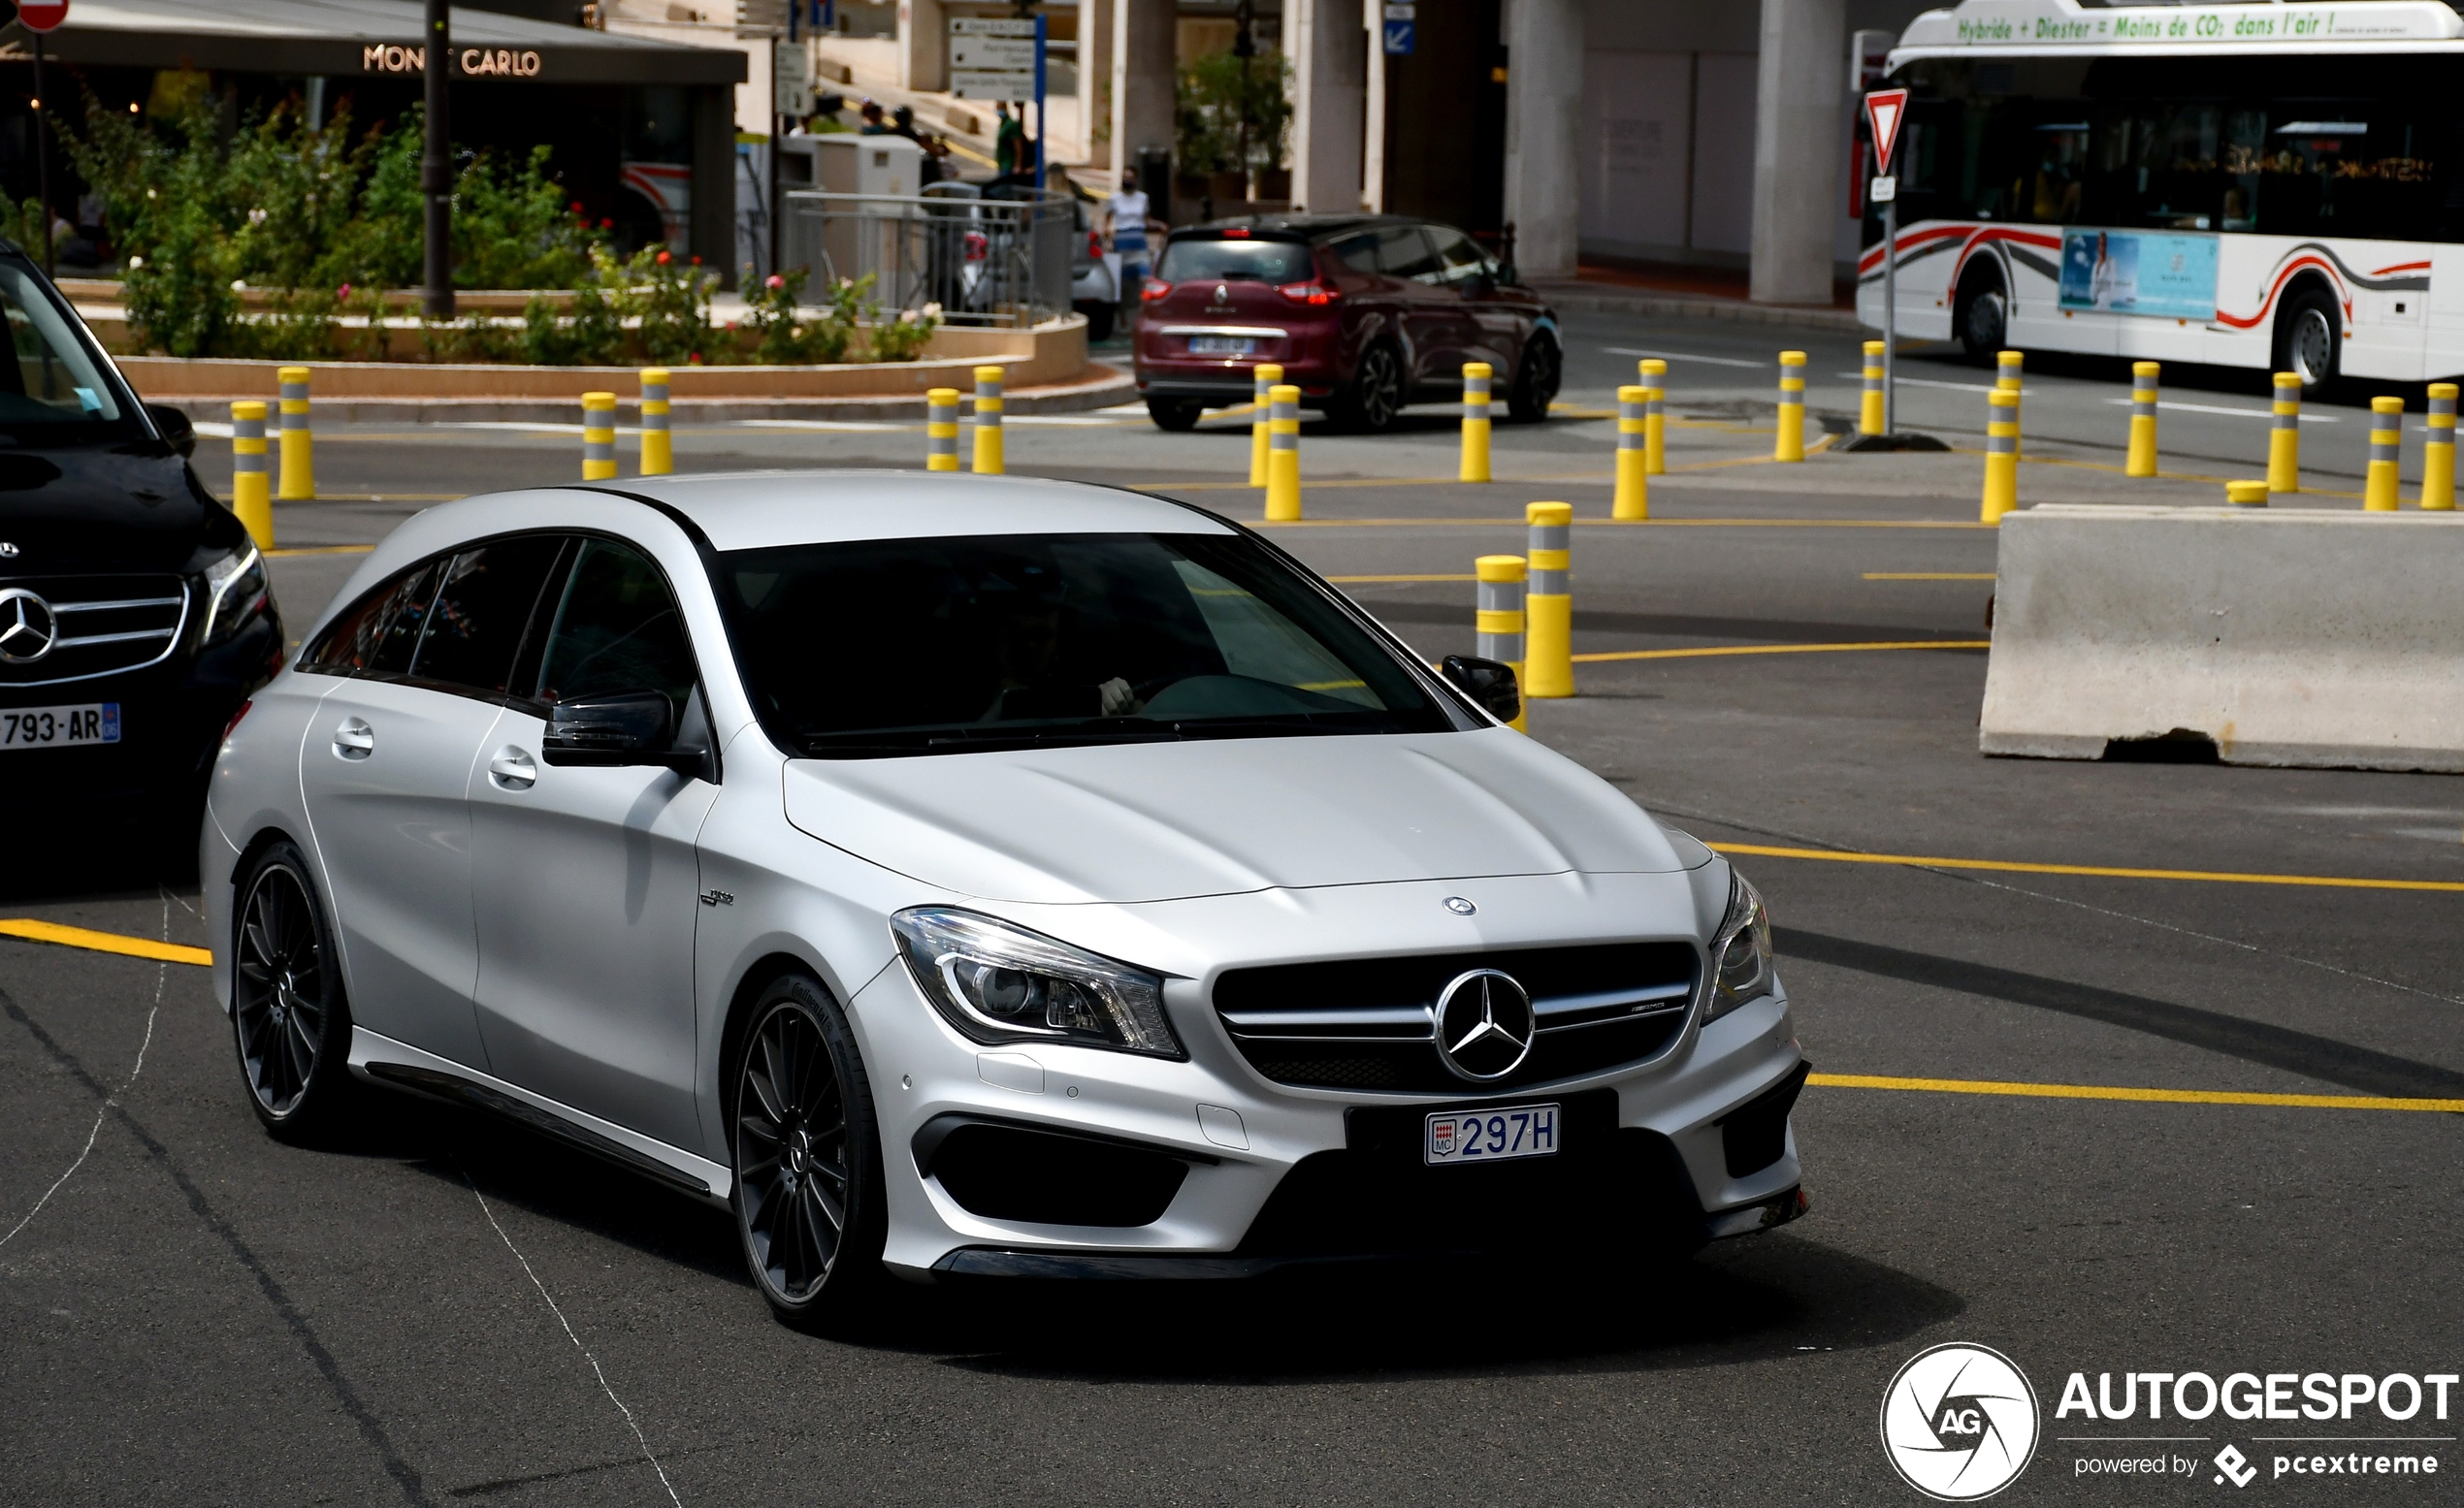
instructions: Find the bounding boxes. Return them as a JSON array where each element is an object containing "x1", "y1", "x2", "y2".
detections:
[
  {"x1": 1175, "y1": 213, "x2": 1419, "y2": 241},
  {"x1": 579, "y1": 469, "x2": 1237, "y2": 553}
]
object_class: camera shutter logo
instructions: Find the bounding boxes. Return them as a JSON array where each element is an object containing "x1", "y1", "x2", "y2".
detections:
[
  {"x1": 1879, "y1": 1343, "x2": 2039, "y2": 1500},
  {"x1": 0, "y1": 588, "x2": 58, "y2": 663}
]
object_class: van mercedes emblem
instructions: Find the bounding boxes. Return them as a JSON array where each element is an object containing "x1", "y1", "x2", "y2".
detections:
[
  {"x1": 1443, "y1": 896, "x2": 1475, "y2": 915},
  {"x1": 0, "y1": 586, "x2": 57, "y2": 663},
  {"x1": 1432, "y1": 968, "x2": 1536, "y2": 1082},
  {"x1": 0, "y1": 540, "x2": 18, "y2": 558}
]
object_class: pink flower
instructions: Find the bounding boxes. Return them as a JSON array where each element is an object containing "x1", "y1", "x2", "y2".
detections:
[
  {"x1": 337, "y1": 283, "x2": 352, "y2": 298},
  {"x1": 764, "y1": 273, "x2": 784, "y2": 290},
  {"x1": 570, "y1": 201, "x2": 585, "y2": 214}
]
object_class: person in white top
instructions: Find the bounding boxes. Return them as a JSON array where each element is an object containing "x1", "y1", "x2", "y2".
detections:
[{"x1": 1102, "y1": 172, "x2": 1160, "y2": 319}]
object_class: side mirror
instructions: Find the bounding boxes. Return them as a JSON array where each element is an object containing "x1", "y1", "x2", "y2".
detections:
[
  {"x1": 542, "y1": 690, "x2": 698, "y2": 772},
  {"x1": 146, "y1": 403, "x2": 196, "y2": 458},
  {"x1": 1441, "y1": 655, "x2": 1521, "y2": 725}
]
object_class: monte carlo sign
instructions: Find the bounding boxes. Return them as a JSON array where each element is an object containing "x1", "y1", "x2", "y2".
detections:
[{"x1": 363, "y1": 44, "x2": 546, "y2": 78}]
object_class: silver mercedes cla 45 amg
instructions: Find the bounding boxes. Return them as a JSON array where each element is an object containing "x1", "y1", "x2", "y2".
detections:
[{"x1": 202, "y1": 472, "x2": 1808, "y2": 1327}]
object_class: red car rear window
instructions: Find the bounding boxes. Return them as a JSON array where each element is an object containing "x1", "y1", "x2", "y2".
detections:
[{"x1": 1155, "y1": 240, "x2": 1314, "y2": 283}]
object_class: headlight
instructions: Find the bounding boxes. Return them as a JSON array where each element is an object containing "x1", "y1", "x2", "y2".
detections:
[
  {"x1": 201, "y1": 544, "x2": 267, "y2": 646},
  {"x1": 891, "y1": 907, "x2": 1184, "y2": 1058},
  {"x1": 1702, "y1": 871, "x2": 1772, "y2": 1024}
]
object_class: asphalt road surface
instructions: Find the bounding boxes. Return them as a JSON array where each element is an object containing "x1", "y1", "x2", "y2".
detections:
[{"x1": 4, "y1": 310, "x2": 2459, "y2": 1504}]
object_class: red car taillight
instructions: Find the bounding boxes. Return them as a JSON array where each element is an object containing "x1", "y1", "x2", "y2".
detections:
[
  {"x1": 1140, "y1": 280, "x2": 1175, "y2": 303},
  {"x1": 1087, "y1": 230, "x2": 1103, "y2": 258},
  {"x1": 1278, "y1": 280, "x2": 1337, "y2": 305}
]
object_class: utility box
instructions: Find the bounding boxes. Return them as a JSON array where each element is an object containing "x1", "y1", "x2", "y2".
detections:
[{"x1": 813, "y1": 134, "x2": 927, "y2": 197}]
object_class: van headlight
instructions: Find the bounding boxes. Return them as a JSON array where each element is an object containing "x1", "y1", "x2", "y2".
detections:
[
  {"x1": 1702, "y1": 871, "x2": 1771, "y2": 1024},
  {"x1": 201, "y1": 544, "x2": 267, "y2": 646},
  {"x1": 892, "y1": 907, "x2": 1185, "y2": 1058}
]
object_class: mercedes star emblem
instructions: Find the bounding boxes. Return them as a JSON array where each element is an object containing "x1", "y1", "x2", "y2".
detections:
[
  {"x1": 0, "y1": 540, "x2": 18, "y2": 558},
  {"x1": 1443, "y1": 896, "x2": 1476, "y2": 915},
  {"x1": 1432, "y1": 968, "x2": 1536, "y2": 1082},
  {"x1": 0, "y1": 586, "x2": 58, "y2": 663}
]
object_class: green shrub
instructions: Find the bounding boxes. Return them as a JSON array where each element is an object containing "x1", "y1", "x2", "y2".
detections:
[
  {"x1": 865, "y1": 298, "x2": 941, "y2": 362},
  {"x1": 1175, "y1": 48, "x2": 1292, "y2": 177}
]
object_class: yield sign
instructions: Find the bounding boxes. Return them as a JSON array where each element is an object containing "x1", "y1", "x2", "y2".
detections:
[{"x1": 1865, "y1": 87, "x2": 1909, "y2": 173}]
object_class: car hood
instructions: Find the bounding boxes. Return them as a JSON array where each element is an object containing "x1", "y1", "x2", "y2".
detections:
[
  {"x1": 783, "y1": 729, "x2": 1698, "y2": 905},
  {"x1": 0, "y1": 445, "x2": 231, "y2": 574}
]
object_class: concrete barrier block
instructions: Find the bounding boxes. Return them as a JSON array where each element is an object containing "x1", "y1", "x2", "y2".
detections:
[{"x1": 1980, "y1": 505, "x2": 2464, "y2": 773}]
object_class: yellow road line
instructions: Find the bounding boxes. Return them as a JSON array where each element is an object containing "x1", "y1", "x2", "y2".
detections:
[
  {"x1": 1949, "y1": 446, "x2": 2370, "y2": 501},
  {"x1": 1710, "y1": 842, "x2": 2464, "y2": 894},
  {"x1": 0, "y1": 919, "x2": 211, "y2": 967},
  {"x1": 1244, "y1": 517, "x2": 1994, "y2": 529},
  {"x1": 268, "y1": 544, "x2": 377, "y2": 558},
  {"x1": 1864, "y1": 571, "x2": 1994, "y2": 581},
  {"x1": 1809, "y1": 1073, "x2": 2464, "y2": 1113},
  {"x1": 1327, "y1": 572, "x2": 1475, "y2": 584},
  {"x1": 1575, "y1": 639, "x2": 1989, "y2": 663}
]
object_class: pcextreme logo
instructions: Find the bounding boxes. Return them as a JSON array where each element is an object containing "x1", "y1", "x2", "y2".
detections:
[{"x1": 1880, "y1": 1343, "x2": 2041, "y2": 1500}]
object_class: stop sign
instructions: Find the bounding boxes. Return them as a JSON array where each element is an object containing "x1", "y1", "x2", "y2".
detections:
[{"x1": 16, "y1": 0, "x2": 69, "y2": 32}]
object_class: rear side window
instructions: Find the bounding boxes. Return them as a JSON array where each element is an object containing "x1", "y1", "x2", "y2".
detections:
[
  {"x1": 530, "y1": 539, "x2": 698, "y2": 722},
  {"x1": 1329, "y1": 233, "x2": 1380, "y2": 274},
  {"x1": 299, "y1": 559, "x2": 446, "y2": 676},
  {"x1": 1376, "y1": 227, "x2": 1443, "y2": 282},
  {"x1": 1155, "y1": 239, "x2": 1314, "y2": 283},
  {"x1": 407, "y1": 535, "x2": 567, "y2": 696},
  {"x1": 1426, "y1": 226, "x2": 1492, "y2": 285}
]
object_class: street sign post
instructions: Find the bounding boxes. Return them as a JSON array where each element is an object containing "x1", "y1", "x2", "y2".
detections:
[
  {"x1": 1865, "y1": 86, "x2": 1909, "y2": 435},
  {"x1": 15, "y1": 0, "x2": 69, "y2": 30},
  {"x1": 11, "y1": 0, "x2": 69, "y2": 276},
  {"x1": 950, "y1": 17, "x2": 1036, "y2": 100}
]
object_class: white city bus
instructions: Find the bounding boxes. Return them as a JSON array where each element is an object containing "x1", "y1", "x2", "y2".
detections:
[{"x1": 1862, "y1": 0, "x2": 2464, "y2": 389}]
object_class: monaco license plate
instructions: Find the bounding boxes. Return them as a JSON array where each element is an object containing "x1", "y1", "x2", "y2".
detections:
[
  {"x1": 1, "y1": 702, "x2": 118, "y2": 750},
  {"x1": 1424, "y1": 1103, "x2": 1559, "y2": 1167},
  {"x1": 1188, "y1": 336, "x2": 1255, "y2": 356}
]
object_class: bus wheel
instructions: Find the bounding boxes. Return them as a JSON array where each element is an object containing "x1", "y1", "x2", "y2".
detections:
[
  {"x1": 1958, "y1": 281, "x2": 2008, "y2": 363},
  {"x1": 2274, "y1": 288, "x2": 2341, "y2": 392}
]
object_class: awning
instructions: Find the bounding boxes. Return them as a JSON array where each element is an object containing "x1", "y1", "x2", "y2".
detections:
[{"x1": 14, "y1": 0, "x2": 748, "y2": 86}]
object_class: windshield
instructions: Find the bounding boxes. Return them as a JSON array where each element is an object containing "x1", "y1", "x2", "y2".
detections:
[
  {"x1": 1155, "y1": 240, "x2": 1315, "y2": 283},
  {"x1": 0, "y1": 260, "x2": 125, "y2": 428},
  {"x1": 725, "y1": 530, "x2": 1463, "y2": 756}
]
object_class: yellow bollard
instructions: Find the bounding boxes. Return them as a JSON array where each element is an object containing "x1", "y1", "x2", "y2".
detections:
[
  {"x1": 1859, "y1": 340, "x2": 1886, "y2": 436},
  {"x1": 276, "y1": 366, "x2": 314, "y2": 500},
  {"x1": 1639, "y1": 358, "x2": 1667, "y2": 475},
  {"x1": 972, "y1": 365, "x2": 1005, "y2": 474},
  {"x1": 1459, "y1": 362, "x2": 1493, "y2": 482},
  {"x1": 2365, "y1": 396, "x2": 2403, "y2": 511},
  {"x1": 2226, "y1": 480, "x2": 2270, "y2": 508},
  {"x1": 1523, "y1": 501, "x2": 1573, "y2": 698},
  {"x1": 230, "y1": 401, "x2": 274, "y2": 551},
  {"x1": 1475, "y1": 554, "x2": 1529, "y2": 732},
  {"x1": 1774, "y1": 350, "x2": 1806, "y2": 462},
  {"x1": 581, "y1": 392, "x2": 618, "y2": 480},
  {"x1": 2267, "y1": 371, "x2": 2301, "y2": 496},
  {"x1": 1248, "y1": 362, "x2": 1281, "y2": 488},
  {"x1": 1613, "y1": 384, "x2": 1649, "y2": 520},
  {"x1": 2424, "y1": 383, "x2": 2456, "y2": 512},
  {"x1": 1981, "y1": 388, "x2": 2020, "y2": 524},
  {"x1": 638, "y1": 368, "x2": 672, "y2": 475},
  {"x1": 925, "y1": 388, "x2": 961, "y2": 470},
  {"x1": 1996, "y1": 349, "x2": 2024, "y2": 459},
  {"x1": 1264, "y1": 383, "x2": 1303, "y2": 521},
  {"x1": 2125, "y1": 362, "x2": 2159, "y2": 477}
]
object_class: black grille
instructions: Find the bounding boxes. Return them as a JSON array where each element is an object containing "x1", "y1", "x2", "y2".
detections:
[
  {"x1": 920, "y1": 1118, "x2": 1192, "y2": 1228},
  {"x1": 0, "y1": 574, "x2": 188, "y2": 688},
  {"x1": 1214, "y1": 941, "x2": 1700, "y2": 1094}
]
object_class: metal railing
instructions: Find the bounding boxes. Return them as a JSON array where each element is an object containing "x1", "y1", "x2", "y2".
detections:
[{"x1": 782, "y1": 185, "x2": 1075, "y2": 328}]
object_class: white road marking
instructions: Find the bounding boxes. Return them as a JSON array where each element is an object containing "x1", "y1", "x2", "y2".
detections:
[
  {"x1": 2103, "y1": 397, "x2": 2341, "y2": 423},
  {"x1": 1601, "y1": 346, "x2": 1770, "y2": 369}
]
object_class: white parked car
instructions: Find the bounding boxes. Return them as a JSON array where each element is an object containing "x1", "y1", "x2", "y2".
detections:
[{"x1": 203, "y1": 472, "x2": 1808, "y2": 1327}]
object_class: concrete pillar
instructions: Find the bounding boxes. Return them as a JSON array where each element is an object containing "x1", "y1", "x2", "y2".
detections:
[
  {"x1": 897, "y1": 0, "x2": 947, "y2": 94},
  {"x1": 1503, "y1": 0, "x2": 1581, "y2": 280},
  {"x1": 1111, "y1": 0, "x2": 1175, "y2": 182},
  {"x1": 1361, "y1": 0, "x2": 1385, "y2": 213},
  {"x1": 1288, "y1": 0, "x2": 1367, "y2": 214},
  {"x1": 1750, "y1": 0, "x2": 1846, "y2": 305},
  {"x1": 1078, "y1": 0, "x2": 1113, "y2": 167}
]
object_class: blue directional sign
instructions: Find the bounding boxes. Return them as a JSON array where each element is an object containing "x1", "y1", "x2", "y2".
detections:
[{"x1": 1383, "y1": 19, "x2": 1414, "y2": 55}]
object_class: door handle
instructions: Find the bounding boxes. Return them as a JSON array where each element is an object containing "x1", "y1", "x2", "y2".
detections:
[
  {"x1": 488, "y1": 747, "x2": 537, "y2": 790},
  {"x1": 333, "y1": 717, "x2": 374, "y2": 758}
]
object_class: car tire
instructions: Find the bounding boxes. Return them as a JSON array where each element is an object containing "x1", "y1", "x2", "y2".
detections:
[
  {"x1": 1506, "y1": 334, "x2": 1561, "y2": 423},
  {"x1": 230, "y1": 841, "x2": 360, "y2": 1141},
  {"x1": 1333, "y1": 341, "x2": 1407, "y2": 433},
  {"x1": 1147, "y1": 398, "x2": 1203, "y2": 432},
  {"x1": 731, "y1": 972, "x2": 889, "y2": 1333},
  {"x1": 1957, "y1": 273, "x2": 2008, "y2": 363},
  {"x1": 2273, "y1": 284, "x2": 2341, "y2": 394}
]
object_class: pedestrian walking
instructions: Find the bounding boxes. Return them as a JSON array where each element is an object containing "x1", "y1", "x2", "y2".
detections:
[
  {"x1": 995, "y1": 101, "x2": 1024, "y2": 176},
  {"x1": 1104, "y1": 170, "x2": 1157, "y2": 322}
]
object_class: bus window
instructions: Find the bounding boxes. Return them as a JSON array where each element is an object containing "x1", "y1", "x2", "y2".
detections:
[{"x1": 2257, "y1": 114, "x2": 2437, "y2": 241}]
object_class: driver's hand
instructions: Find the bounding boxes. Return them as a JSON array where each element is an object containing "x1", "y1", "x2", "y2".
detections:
[{"x1": 1098, "y1": 676, "x2": 1138, "y2": 716}]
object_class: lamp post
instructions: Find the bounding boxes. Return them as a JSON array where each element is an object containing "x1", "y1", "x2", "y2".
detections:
[
  {"x1": 1232, "y1": 0, "x2": 1254, "y2": 202},
  {"x1": 422, "y1": 0, "x2": 453, "y2": 318}
]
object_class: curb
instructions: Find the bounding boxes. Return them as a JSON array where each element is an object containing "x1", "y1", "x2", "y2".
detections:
[
  {"x1": 156, "y1": 364, "x2": 1140, "y2": 426},
  {"x1": 1531, "y1": 287, "x2": 1868, "y2": 335}
]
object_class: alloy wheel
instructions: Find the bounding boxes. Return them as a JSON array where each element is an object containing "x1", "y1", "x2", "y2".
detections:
[
  {"x1": 736, "y1": 1000, "x2": 852, "y2": 1303},
  {"x1": 1356, "y1": 345, "x2": 1404, "y2": 430},
  {"x1": 233, "y1": 864, "x2": 328, "y2": 1117}
]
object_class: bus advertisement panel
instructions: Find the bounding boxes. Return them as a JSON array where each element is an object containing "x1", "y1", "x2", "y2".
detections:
[{"x1": 2057, "y1": 231, "x2": 2219, "y2": 320}]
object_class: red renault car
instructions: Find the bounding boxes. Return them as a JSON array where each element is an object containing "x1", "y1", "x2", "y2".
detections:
[{"x1": 1132, "y1": 214, "x2": 1561, "y2": 433}]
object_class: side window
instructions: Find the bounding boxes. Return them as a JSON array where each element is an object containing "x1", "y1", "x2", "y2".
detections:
[
  {"x1": 1329, "y1": 233, "x2": 1380, "y2": 274},
  {"x1": 530, "y1": 539, "x2": 698, "y2": 720},
  {"x1": 406, "y1": 535, "x2": 567, "y2": 697},
  {"x1": 299, "y1": 558, "x2": 446, "y2": 676},
  {"x1": 1375, "y1": 227, "x2": 1443, "y2": 284},
  {"x1": 1427, "y1": 226, "x2": 1489, "y2": 285}
]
